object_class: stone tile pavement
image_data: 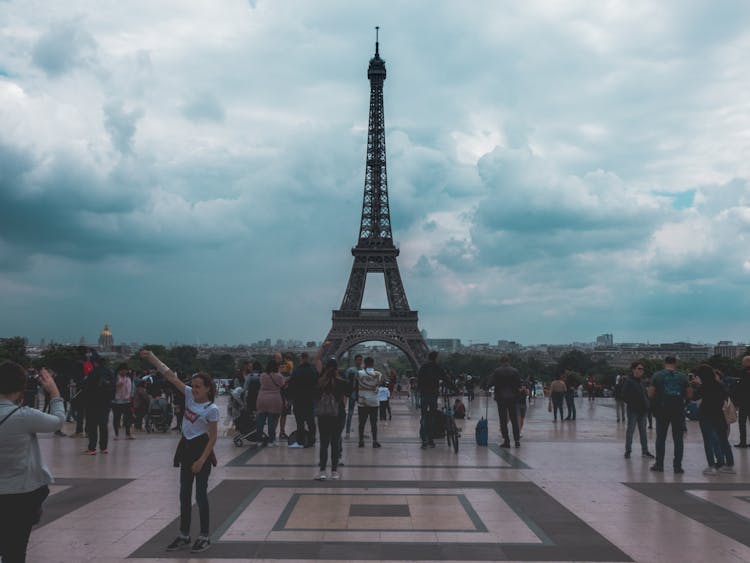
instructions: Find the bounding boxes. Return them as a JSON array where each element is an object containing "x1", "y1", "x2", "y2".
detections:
[{"x1": 26, "y1": 394, "x2": 750, "y2": 562}]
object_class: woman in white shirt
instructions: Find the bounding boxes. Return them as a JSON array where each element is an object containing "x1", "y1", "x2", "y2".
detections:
[
  {"x1": 0, "y1": 361, "x2": 64, "y2": 562},
  {"x1": 140, "y1": 350, "x2": 219, "y2": 555}
]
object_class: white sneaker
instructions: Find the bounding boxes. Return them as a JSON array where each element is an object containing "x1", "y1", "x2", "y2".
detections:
[
  {"x1": 703, "y1": 466, "x2": 717, "y2": 476},
  {"x1": 287, "y1": 442, "x2": 303, "y2": 448},
  {"x1": 314, "y1": 471, "x2": 327, "y2": 481},
  {"x1": 718, "y1": 465, "x2": 736, "y2": 474},
  {"x1": 267, "y1": 441, "x2": 279, "y2": 447},
  {"x1": 330, "y1": 471, "x2": 341, "y2": 480}
]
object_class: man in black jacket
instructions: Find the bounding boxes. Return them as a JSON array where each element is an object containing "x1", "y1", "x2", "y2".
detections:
[
  {"x1": 733, "y1": 356, "x2": 750, "y2": 448},
  {"x1": 288, "y1": 352, "x2": 318, "y2": 448},
  {"x1": 492, "y1": 356, "x2": 521, "y2": 448},
  {"x1": 622, "y1": 361, "x2": 654, "y2": 459},
  {"x1": 82, "y1": 353, "x2": 114, "y2": 454},
  {"x1": 417, "y1": 351, "x2": 446, "y2": 449}
]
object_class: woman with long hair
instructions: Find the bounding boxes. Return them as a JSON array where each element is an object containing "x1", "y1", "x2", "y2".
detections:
[
  {"x1": 256, "y1": 359, "x2": 286, "y2": 446},
  {"x1": 0, "y1": 362, "x2": 64, "y2": 562},
  {"x1": 140, "y1": 350, "x2": 219, "y2": 554},
  {"x1": 315, "y1": 358, "x2": 348, "y2": 480},
  {"x1": 694, "y1": 364, "x2": 734, "y2": 475}
]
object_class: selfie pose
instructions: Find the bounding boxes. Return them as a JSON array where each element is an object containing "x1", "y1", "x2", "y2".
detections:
[
  {"x1": 0, "y1": 362, "x2": 65, "y2": 563},
  {"x1": 140, "y1": 350, "x2": 219, "y2": 554}
]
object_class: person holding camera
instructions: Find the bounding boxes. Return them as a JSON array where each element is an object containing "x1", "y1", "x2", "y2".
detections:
[{"x1": 0, "y1": 361, "x2": 65, "y2": 562}]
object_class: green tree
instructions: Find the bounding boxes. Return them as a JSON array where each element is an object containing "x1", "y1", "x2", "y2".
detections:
[
  {"x1": 557, "y1": 350, "x2": 593, "y2": 376},
  {"x1": 205, "y1": 353, "x2": 236, "y2": 379},
  {"x1": 0, "y1": 337, "x2": 30, "y2": 365},
  {"x1": 38, "y1": 344, "x2": 88, "y2": 379}
]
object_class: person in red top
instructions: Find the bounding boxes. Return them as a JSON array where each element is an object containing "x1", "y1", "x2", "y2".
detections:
[{"x1": 586, "y1": 375, "x2": 596, "y2": 402}]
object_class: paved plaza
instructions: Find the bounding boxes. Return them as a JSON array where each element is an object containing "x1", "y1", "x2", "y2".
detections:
[{"x1": 27, "y1": 394, "x2": 750, "y2": 562}]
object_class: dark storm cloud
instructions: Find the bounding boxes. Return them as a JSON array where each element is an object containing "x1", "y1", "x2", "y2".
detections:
[
  {"x1": 31, "y1": 21, "x2": 96, "y2": 77},
  {"x1": 103, "y1": 102, "x2": 143, "y2": 155}
]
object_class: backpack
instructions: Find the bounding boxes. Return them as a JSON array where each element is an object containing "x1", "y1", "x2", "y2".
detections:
[
  {"x1": 317, "y1": 392, "x2": 339, "y2": 417},
  {"x1": 454, "y1": 400, "x2": 466, "y2": 419}
]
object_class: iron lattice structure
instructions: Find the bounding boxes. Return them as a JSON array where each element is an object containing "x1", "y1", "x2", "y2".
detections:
[{"x1": 324, "y1": 33, "x2": 429, "y2": 371}]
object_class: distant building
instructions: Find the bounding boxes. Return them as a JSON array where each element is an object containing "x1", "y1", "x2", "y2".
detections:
[
  {"x1": 98, "y1": 324, "x2": 114, "y2": 351},
  {"x1": 497, "y1": 340, "x2": 522, "y2": 353},
  {"x1": 714, "y1": 341, "x2": 744, "y2": 359},
  {"x1": 596, "y1": 333, "x2": 614, "y2": 346},
  {"x1": 425, "y1": 338, "x2": 461, "y2": 353}
]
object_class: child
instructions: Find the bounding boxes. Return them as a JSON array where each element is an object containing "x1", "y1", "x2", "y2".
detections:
[{"x1": 378, "y1": 384, "x2": 391, "y2": 421}]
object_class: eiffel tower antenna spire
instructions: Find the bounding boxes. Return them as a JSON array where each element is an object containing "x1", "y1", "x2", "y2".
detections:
[{"x1": 323, "y1": 31, "x2": 429, "y2": 370}]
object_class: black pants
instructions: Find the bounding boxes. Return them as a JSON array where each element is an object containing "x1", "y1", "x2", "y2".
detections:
[
  {"x1": 112, "y1": 403, "x2": 132, "y2": 437},
  {"x1": 551, "y1": 392, "x2": 565, "y2": 420},
  {"x1": 738, "y1": 407, "x2": 749, "y2": 445},
  {"x1": 74, "y1": 401, "x2": 86, "y2": 433},
  {"x1": 655, "y1": 409, "x2": 685, "y2": 469},
  {"x1": 379, "y1": 400, "x2": 391, "y2": 420},
  {"x1": 86, "y1": 406, "x2": 110, "y2": 451},
  {"x1": 178, "y1": 436, "x2": 212, "y2": 537},
  {"x1": 496, "y1": 399, "x2": 520, "y2": 443},
  {"x1": 294, "y1": 401, "x2": 316, "y2": 446},
  {"x1": 0, "y1": 485, "x2": 49, "y2": 563},
  {"x1": 318, "y1": 415, "x2": 341, "y2": 471},
  {"x1": 358, "y1": 405, "x2": 378, "y2": 444}
]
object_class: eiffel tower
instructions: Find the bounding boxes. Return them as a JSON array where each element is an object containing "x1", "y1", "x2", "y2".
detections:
[{"x1": 323, "y1": 30, "x2": 429, "y2": 370}]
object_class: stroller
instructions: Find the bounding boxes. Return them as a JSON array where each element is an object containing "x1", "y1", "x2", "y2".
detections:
[
  {"x1": 231, "y1": 386, "x2": 266, "y2": 446},
  {"x1": 146, "y1": 395, "x2": 173, "y2": 433}
]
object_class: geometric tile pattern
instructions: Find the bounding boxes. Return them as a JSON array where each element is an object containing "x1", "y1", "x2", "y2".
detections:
[
  {"x1": 129, "y1": 479, "x2": 632, "y2": 560},
  {"x1": 625, "y1": 483, "x2": 750, "y2": 550},
  {"x1": 38, "y1": 478, "x2": 133, "y2": 527}
]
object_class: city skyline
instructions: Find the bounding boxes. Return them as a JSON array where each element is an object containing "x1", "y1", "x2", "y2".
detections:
[{"x1": 1, "y1": 2, "x2": 749, "y2": 346}]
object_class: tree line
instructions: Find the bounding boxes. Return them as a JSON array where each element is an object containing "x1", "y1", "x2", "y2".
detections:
[{"x1": 1, "y1": 337, "x2": 747, "y2": 387}]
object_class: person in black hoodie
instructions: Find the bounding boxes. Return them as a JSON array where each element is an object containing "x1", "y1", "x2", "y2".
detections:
[
  {"x1": 82, "y1": 352, "x2": 115, "y2": 454},
  {"x1": 622, "y1": 362, "x2": 654, "y2": 459},
  {"x1": 492, "y1": 356, "x2": 522, "y2": 448},
  {"x1": 288, "y1": 352, "x2": 318, "y2": 448}
]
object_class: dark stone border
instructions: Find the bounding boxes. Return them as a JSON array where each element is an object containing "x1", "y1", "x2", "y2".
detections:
[
  {"x1": 272, "y1": 492, "x2": 487, "y2": 533},
  {"x1": 39, "y1": 478, "x2": 133, "y2": 527},
  {"x1": 129, "y1": 480, "x2": 631, "y2": 561},
  {"x1": 626, "y1": 482, "x2": 750, "y2": 548},
  {"x1": 224, "y1": 440, "x2": 528, "y2": 470}
]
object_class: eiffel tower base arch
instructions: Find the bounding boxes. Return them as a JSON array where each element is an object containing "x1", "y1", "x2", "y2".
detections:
[{"x1": 324, "y1": 311, "x2": 429, "y2": 372}]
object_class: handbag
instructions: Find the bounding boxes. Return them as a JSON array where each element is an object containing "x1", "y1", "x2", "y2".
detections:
[{"x1": 723, "y1": 398, "x2": 738, "y2": 425}]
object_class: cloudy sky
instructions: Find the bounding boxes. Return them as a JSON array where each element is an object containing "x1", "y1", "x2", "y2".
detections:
[{"x1": 1, "y1": 1, "x2": 749, "y2": 347}]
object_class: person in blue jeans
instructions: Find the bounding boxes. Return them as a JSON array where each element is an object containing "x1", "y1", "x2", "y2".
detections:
[
  {"x1": 622, "y1": 362, "x2": 654, "y2": 459},
  {"x1": 648, "y1": 356, "x2": 692, "y2": 473},
  {"x1": 694, "y1": 364, "x2": 734, "y2": 475},
  {"x1": 564, "y1": 374, "x2": 577, "y2": 420},
  {"x1": 344, "y1": 355, "x2": 362, "y2": 437}
]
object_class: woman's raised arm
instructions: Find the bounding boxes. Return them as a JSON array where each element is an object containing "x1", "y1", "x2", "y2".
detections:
[{"x1": 139, "y1": 350, "x2": 186, "y2": 395}]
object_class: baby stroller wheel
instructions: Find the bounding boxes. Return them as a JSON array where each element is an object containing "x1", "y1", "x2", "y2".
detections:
[{"x1": 233, "y1": 435, "x2": 243, "y2": 447}]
